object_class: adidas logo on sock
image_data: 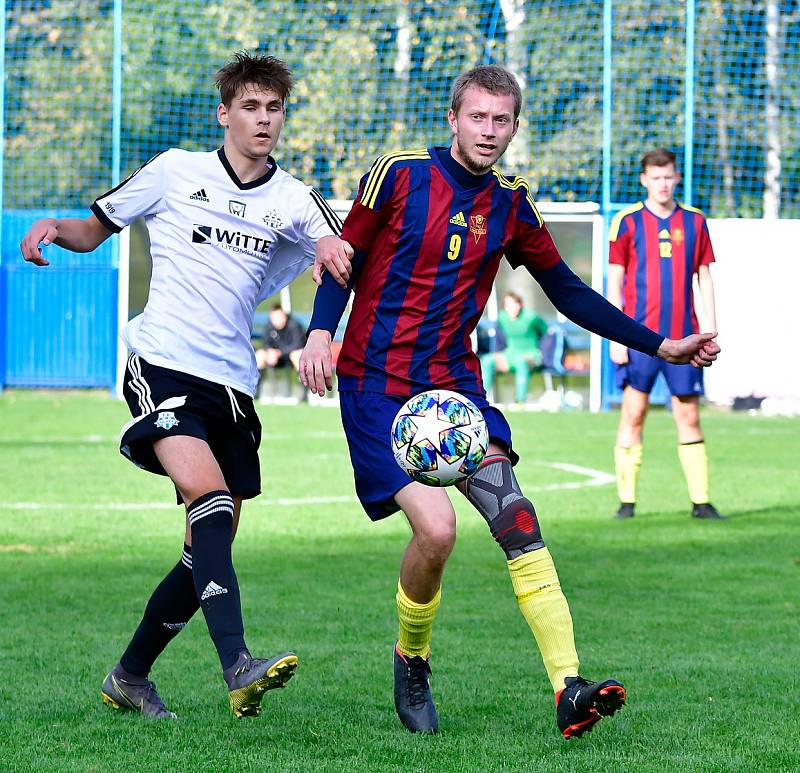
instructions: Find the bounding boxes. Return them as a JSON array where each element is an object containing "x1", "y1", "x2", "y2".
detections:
[
  {"x1": 162, "y1": 621, "x2": 187, "y2": 631},
  {"x1": 201, "y1": 580, "x2": 228, "y2": 600},
  {"x1": 190, "y1": 188, "x2": 210, "y2": 202}
]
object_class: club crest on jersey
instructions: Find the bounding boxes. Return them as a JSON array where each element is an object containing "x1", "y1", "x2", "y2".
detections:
[
  {"x1": 154, "y1": 411, "x2": 180, "y2": 430},
  {"x1": 229, "y1": 200, "x2": 246, "y2": 217},
  {"x1": 469, "y1": 214, "x2": 487, "y2": 244},
  {"x1": 672, "y1": 228, "x2": 684, "y2": 243},
  {"x1": 262, "y1": 209, "x2": 284, "y2": 229}
]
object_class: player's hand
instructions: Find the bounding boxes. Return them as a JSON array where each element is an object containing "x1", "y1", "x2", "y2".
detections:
[
  {"x1": 20, "y1": 218, "x2": 59, "y2": 266},
  {"x1": 657, "y1": 332, "x2": 720, "y2": 367},
  {"x1": 609, "y1": 341, "x2": 629, "y2": 365},
  {"x1": 313, "y1": 236, "x2": 354, "y2": 288},
  {"x1": 299, "y1": 329, "x2": 334, "y2": 396}
]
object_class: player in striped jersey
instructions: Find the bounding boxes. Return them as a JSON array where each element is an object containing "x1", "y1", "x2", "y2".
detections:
[
  {"x1": 300, "y1": 66, "x2": 719, "y2": 737},
  {"x1": 607, "y1": 148, "x2": 723, "y2": 521},
  {"x1": 20, "y1": 52, "x2": 353, "y2": 719}
]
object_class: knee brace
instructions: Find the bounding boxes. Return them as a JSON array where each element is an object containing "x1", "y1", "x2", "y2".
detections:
[{"x1": 464, "y1": 456, "x2": 544, "y2": 559}]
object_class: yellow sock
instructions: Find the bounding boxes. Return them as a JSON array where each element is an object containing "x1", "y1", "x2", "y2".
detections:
[
  {"x1": 508, "y1": 547, "x2": 579, "y2": 692},
  {"x1": 396, "y1": 580, "x2": 441, "y2": 659},
  {"x1": 615, "y1": 444, "x2": 643, "y2": 503},
  {"x1": 678, "y1": 441, "x2": 709, "y2": 503}
]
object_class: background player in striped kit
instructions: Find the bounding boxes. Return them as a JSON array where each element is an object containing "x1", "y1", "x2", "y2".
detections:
[
  {"x1": 20, "y1": 52, "x2": 352, "y2": 719},
  {"x1": 607, "y1": 148, "x2": 723, "y2": 521},
  {"x1": 299, "y1": 66, "x2": 719, "y2": 737}
]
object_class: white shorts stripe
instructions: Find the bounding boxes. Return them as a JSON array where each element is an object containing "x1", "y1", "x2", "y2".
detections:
[
  {"x1": 225, "y1": 386, "x2": 246, "y2": 422},
  {"x1": 127, "y1": 353, "x2": 155, "y2": 415}
]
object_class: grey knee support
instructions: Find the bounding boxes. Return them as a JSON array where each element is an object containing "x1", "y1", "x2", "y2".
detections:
[{"x1": 464, "y1": 456, "x2": 544, "y2": 559}]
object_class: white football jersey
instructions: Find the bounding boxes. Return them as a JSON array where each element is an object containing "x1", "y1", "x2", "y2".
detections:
[{"x1": 92, "y1": 147, "x2": 340, "y2": 396}]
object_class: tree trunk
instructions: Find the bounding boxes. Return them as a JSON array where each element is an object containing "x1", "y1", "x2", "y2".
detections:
[
  {"x1": 763, "y1": 0, "x2": 781, "y2": 218},
  {"x1": 500, "y1": 0, "x2": 530, "y2": 174},
  {"x1": 710, "y1": 0, "x2": 736, "y2": 214},
  {"x1": 393, "y1": 1, "x2": 411, "y2": 129}
]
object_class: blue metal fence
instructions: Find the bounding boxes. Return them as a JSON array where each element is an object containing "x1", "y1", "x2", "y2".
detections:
[
  {"x1": 1, "y1": 210, "x2": 117, "y2": 388},
  {"x1": 1, "y1": 0, "x2": 797, "y2": 392}
]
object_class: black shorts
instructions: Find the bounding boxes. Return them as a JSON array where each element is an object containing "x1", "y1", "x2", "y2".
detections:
[{"x1": 120, "y1": 353, "x2": 262, "y2": 500}]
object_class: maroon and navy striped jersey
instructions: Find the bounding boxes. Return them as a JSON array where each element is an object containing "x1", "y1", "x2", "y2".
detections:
[
  {"x1": 609, "y1": 202, "x2": 715, "y2": 339},
  {"x1": 334, "y1": 147, "x2": 561, "y2": 396}
]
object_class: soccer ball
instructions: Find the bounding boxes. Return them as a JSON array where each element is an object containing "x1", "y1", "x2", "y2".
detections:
[{"x1": 391, "y1": 389, "x2": 489, "y2": 487}]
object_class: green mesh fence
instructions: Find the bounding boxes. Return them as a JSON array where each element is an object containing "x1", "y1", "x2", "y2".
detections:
[{"x1": 4, "y1": 0, "x2": 799, "y2": 216}]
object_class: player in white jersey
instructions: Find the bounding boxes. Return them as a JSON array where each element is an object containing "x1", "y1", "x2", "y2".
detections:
[{"x1": 20, "y1": 52, "x2": 353, "y2": 719}]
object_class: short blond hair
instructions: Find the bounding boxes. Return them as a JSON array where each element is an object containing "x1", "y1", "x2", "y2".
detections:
[{"x1": 451, "y1": 65, "x2": 522, "y2": 118}]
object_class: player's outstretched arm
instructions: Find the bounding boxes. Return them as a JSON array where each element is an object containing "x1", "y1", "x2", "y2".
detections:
[
  {"x1": 20, "y1": 214, "x2": 113, "y2": 266},
  {"x1": 605, "y1": 264, "x2": 629, "y2": 365},
  {"x1": 656, "y1": 332, "x2": 720, "y2": 367},
  {"x1": 313, "y1": 235, "x2": 354, "y2": 288},
  {"x1": 299, "y1": 329, "x2": 334, "y2": 396}
]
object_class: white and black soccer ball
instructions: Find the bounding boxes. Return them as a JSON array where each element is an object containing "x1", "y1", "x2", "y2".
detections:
[{"x1": 390, "y1": 389, "x2": 489, "y2": 487}]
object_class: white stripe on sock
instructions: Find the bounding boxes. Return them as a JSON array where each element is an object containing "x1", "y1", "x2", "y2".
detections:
[{"x1": 188, "y1": 494, "x2": 234, "y2": 526}]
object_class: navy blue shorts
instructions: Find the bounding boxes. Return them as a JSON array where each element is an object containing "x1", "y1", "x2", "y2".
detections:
[
  {"x1": 615, "y1": 349, "x2": 704, "y2": 397},
  {"x1": 339, "y1": 390, "x2": 517, "y2": 521},
  {"x1": 120, "y1": 353, "x2": 262, "y2": 501}
]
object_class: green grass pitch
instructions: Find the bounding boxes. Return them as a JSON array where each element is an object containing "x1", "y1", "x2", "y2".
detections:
[{"x1": 1, "y1": 391, "x2": 798, "y2": 772}]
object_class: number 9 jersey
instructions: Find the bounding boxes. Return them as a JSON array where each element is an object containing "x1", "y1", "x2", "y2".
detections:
[{"x1": 333, "y1": 146, "x2": 561, "y2": 397}]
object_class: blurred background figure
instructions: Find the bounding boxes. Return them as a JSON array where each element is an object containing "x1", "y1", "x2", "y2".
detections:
[
  {"x1": 481, "y1": 292, "x2": 549, "y2": 406},
  {"x1": 607, "y1": 148, "x2": 723, "y2": 521},
  {"x1": 255, "y1": 305, "x2": 307, "y2": 401}
]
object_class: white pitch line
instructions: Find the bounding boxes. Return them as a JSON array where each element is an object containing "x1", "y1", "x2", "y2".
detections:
[
  {"x1": 0, "y1": 430, "x2": 346, "y2": 444},
  {"x1": 0, "y1": 434, "x2": 118, "y2": 444},
  {"x1": 7, "y1": 461, "x2": 614, "y2": 511},
  {"x1": 7, "y1": 496, "x2": 358, "y2": 511},
  {"x1": 532, "y1": 461, "x2": 616, "y2": 490}
]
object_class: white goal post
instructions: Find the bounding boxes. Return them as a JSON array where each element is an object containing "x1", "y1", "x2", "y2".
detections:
[{"x1": 330, "y1": 199, "x2": 606, "y2": 412}]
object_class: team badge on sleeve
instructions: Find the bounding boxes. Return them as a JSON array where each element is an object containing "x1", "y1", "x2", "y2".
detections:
[{"x1": 154, "y1": 411, "x2": 180, "y2": 430}]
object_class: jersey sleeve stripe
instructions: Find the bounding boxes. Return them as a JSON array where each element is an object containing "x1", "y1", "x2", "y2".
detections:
[
  {"x1": 679, "y1": 202, "x2": 707, "y2": 217},
  {"x1": 94, "y1": 150, "x2": 166, "y2": 202},
  {"x1": 491, "y1": 170, "x2": 543, "y2": 226},
  {"x1": 90, "y1": 201, "x2": 122, "y2": 233},
  {"x1": 361, "y1": 150, "x2": 428, "y2": 207},
  {"x1": 310, "y1": 188, "x2": 343, "y2": 234},
  {"x1": 608, "y1": 202, "x2": 643, "y2": 241},
  {"x1": 361, "y1": 150, "x2": 430, "y2": 210}
]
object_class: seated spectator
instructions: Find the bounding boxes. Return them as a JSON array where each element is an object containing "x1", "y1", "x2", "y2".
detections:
[
  {"x1": 480, "y1": 292, "x2": 548, "y2": 404},
  {"x1": 255, "y1": 304, "x2": 306, "y2": 378}
]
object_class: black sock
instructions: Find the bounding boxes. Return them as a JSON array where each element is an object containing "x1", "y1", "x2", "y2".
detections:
[
  {"x1": 119, "y1": 544, "x2": 200, "y2": 677},
  {"x1": 188, "y1": 490, "x2": 247, "y2": 671}
]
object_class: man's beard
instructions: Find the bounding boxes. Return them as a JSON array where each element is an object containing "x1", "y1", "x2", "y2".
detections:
[{"x1": 455, "y1": 137, "x2": 496, "y2": 174}]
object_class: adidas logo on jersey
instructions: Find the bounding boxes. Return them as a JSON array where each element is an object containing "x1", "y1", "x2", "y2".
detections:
[
  {"x1": 201, "y1": 581, "x2": 228, "y2": 600},
  {"x1": 190, "y1": 188, "x2": 210, "y2": 202},
  {"x1": 450, "y1": 211, "x2": 467, "y2": 228}
]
